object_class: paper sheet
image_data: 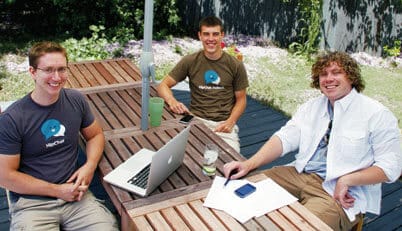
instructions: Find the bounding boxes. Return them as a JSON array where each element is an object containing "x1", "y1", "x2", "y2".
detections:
[{"x1": 203, "y1": 176, "x2": 298, "y2": 223}]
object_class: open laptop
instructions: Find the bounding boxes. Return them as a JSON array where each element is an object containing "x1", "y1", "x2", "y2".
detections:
[{"x1": 103, "y1": 126, "x2": 191, "y2": 197}]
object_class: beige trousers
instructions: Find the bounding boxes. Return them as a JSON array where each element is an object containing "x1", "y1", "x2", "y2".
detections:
[
  {"x1": 263, "y1": 166, "x2": 361, "y2": 231},
  {"x1": 196, "y1": 117, "x2": 240, "y2": 153}
]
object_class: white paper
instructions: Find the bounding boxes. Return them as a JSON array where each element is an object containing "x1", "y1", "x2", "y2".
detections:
[{"x1": 203, "y1": 176, "x2": 298, "y2": 223}]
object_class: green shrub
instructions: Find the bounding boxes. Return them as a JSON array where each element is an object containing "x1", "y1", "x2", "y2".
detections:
[
  {"x1": 383, "y1": 40, "x2": 401, "y2": 57},
  {"x1": 62, "y1": 25, "x2": 110, "y2": 62}
]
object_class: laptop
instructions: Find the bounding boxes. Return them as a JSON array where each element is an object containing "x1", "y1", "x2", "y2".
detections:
[{"x1": 103, "y1": 126, "x2": 191, "y2": 197}]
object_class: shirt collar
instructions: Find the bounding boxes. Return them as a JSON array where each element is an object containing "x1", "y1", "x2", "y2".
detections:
[
  {"x1": 333, "y1": 88, "x2": 358, "y2": 113},
  {"x1": 319, "y1": 88, "x2": 357, "y2": 118}
]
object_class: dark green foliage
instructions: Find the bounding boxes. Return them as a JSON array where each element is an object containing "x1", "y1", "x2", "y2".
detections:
[{"x1": 0, "y1": 0, "x2": 182, "y2": 46}]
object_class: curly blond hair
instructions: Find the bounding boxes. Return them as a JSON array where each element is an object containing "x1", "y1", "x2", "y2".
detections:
[{"x1": 311, "y1": 51, "x2": 365, "y2": 92}]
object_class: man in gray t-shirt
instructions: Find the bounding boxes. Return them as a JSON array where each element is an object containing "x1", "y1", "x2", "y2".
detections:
[
  {"x1": 157, "y1": 16, "x2": 248, "y2": 152},
  {"x1": 0, "y1": 41, "x2": 117, "y2": 230}
]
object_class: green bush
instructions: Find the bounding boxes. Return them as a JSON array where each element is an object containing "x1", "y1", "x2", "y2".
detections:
[
  {"x1": 383, "y1": 40, "x2": 401, "y2": 57},
  {"x1": 62, "y1": 25, "x2": 110, "y2": 62}
]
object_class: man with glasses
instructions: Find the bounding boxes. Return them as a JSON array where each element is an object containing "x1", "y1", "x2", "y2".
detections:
[
  {"x1": 157, "y1": 16, "x2": 248, "y2": 153},
  {"x1": 0, "y1": 41, "x2": 118, "y2": 230},
  {"x1": 224, "y1": 51, "x2": 401, "y2": 231}
]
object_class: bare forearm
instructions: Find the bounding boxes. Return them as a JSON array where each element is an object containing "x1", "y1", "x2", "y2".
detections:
[
  {"x1": 84, "y1": 132, "x2": 104, "y2": 171},
  {"x1": 226, "y1": 97, "x2": 246, "y2": 125},
  {"x1": 1, "y1": 171, "x2": 59, "y2": 198},
  {"x1": 338, "y1": 166, "x2": 389, "y2": 187},
  {"x1": 245, "y1": 135, "x2": 283, "y2": 171}
]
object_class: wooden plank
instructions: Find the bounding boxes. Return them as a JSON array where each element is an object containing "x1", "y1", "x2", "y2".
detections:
[
  {"x1": 92, "y1": 62, "x2": 118, "y2": 84},
  {"x1": 66, "y1": 65, "x2": 86, "y2": 88},
  {"x1": 77, "y1": 82, "x2": 142, "y2": 94},
  {"x1": 78, "y1": 62, "x2": 104, "y2": 86},
  {"x1": 176, "y1": 203, "x2": 210, "y2": 230},
  {"x1": 289, "y1": 202, "x2": 333, "y2": 231},
  {"x1": 108, "y1": 60, "x2": 136, "y2": 83},
  {"x1": 145, "y1": 212, "x2": 173, "y2": 230},
  {"x1": 278, "y1": 205, "x2": 316, "y2": 230},
  {"x1": 160, "y1": 207, "x2": 191, "y2": 230},
  {"x1": 132, "y1": 216, "x2": 153, "y2": 230},
  {"x1": 189, "y1": 199, "x2": 228, "y2": 230},
  {"x1": 211, "y1": 208, "x2": 246, "y2": 230},
  {"x1": 127, "y1": 185, "x2": 210, "y2": 217},
  {"x1": 266, "y1": 210, "x2": 298, "y2": 230},
  {"x1": 254, "y1": 214, "x2": 281, "y2": 231},
  {"x1": 101, "y1": 61, "x2": 126, "y2": 83}
]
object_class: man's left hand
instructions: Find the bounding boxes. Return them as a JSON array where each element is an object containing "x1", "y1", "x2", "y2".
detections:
[
  {"x1": 214, "y1": 120, "x2": 235, "y2": 133},
  {"x1": 334, "y1": 178, "x2": 356, "y2": 209}
]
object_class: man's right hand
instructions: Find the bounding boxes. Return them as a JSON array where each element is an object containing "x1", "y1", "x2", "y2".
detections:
[
  {"x1": 223, "y1": 161, "x2": 250, "y2": 180},
  {"x1": 57, "y1": 183, "x2": 88, "y2": 202},
  {"x1": 167, "y1": 98, "x2": 190, "y2": 115}
]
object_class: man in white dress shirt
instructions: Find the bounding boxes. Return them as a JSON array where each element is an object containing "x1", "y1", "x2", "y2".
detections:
[{"x1": 224, "y1": 51, "x2": 402, "y2": 231}]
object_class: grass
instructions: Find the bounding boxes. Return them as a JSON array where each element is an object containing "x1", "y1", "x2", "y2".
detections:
[{"x1": 1, "y1": 44, "x2": 401, "y2": 129}]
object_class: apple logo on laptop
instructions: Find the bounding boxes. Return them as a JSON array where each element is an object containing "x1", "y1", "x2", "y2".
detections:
[{"x1": 168, "y1": 155, "x2": 173, "y2": 165}]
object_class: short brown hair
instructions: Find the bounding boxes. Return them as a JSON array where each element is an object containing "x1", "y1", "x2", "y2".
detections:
[
  {"x1": 29, "y1": 41, "x2": 68, "y2": 68},
  {"x1": 199, "y1": 16, "x2": 223, "y2": 32},
  {"x1": 311, "y1": 51, "x2": 365, "y2": 92}
]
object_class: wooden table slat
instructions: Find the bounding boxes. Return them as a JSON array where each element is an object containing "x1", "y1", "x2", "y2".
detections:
[
  {"x1": 278, "y1": 205, "x2": 316, "y2": 230},
  {"x1": 289, "y1": 202, "x2": 333, "y2": 231},
  {"x1": 267, "y1": 210, "x2": 299, "y2": 231},
  {"x1": 188, "y1": 199, "x2": 228, "y2": 230},
  {"x1": 176, "y1": 203, "x2": 210, "y2": 230},
  {"x1": 145, "y1": 212, "x2": 173, "y2": 231},
  {"x1": 160, "y1": 207, "x2": 191, "y2": 230},
  {"x1": 211, "y1": 209, "x2": 246, "y2": 230}
]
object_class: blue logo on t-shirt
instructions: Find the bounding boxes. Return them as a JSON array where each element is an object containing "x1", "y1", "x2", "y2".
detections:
[
  {"x1": 41, "y1": 119, "x2": 66, "y2": 140},
  {"x1": 204, "y1": 70, "x2": 221, "y2": 85}
]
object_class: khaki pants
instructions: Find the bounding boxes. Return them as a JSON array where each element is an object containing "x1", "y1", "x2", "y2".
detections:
[
  {"x1": 9, "y1": 191, "x2": 118, "y2": 231},
  {"x1": 263, "y1": 166, "x2": 360, "y2": 231},
  {"x1": 196, "y1": 117, "x2": 240, "y2": 153}
]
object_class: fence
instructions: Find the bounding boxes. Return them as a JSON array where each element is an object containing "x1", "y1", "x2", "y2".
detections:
[{"x1": 177, "y1": 0, "x2": 401, "y2": 56}]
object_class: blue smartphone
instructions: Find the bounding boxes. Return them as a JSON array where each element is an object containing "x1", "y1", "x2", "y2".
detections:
[{"x1": 234, "y1": 183, "x2": 256, "y2": 198}]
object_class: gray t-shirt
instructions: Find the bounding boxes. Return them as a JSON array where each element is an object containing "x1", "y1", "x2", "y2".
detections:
[
  {"x1": 169, "y1": 51, "x2": 248, "y2": 121},
  {"x1": 0, "y1": 88, "x2": 94, "y2": 200}
]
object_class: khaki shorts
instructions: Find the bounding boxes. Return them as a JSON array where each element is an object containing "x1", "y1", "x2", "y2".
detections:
[
  {"x1": 9, "y1": 191, "x2": 118, "y2": 231},
  {"x1": 196, "y1": 117, "x2": 240, "y2": 153}
]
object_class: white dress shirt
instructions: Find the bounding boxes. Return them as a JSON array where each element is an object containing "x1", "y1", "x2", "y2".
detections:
[{"x1": 275, "y1": 88, "x2": 402, "y2": 221}]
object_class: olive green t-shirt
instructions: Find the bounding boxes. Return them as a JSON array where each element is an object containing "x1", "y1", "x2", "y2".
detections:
[{"x1": 169, "y1": 51, "x2": 248, "y2": 121}]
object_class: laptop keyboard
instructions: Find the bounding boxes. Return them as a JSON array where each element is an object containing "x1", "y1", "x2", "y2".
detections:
[{"x1": 127, "y1": 164, "x2": 150, "y2": 189}]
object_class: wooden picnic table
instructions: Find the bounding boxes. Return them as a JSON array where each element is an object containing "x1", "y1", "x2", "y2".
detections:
[
  {"x1": 123, "y1": 173, "x2": 333, "y2": 231},
  {"x1": 69, "y1": 59, "x2": 333, "y2": 231}
]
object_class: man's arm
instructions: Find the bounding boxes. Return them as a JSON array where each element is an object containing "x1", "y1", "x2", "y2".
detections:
[
  {"x1": 215, "y1": 89, "x2": 247, "y2": 133},
  {"x1": 157, "y1": 75, "x2": 189, "y2": 115},
  {"x1": 224, "y1": 135, "x2": 284, "y2": 179},
  {"x1": 0, "y1": 154, "x2": 84, "y2": 202},
  {"x1": 67, "y1": 120, "x2": 104, "y2": 200}
]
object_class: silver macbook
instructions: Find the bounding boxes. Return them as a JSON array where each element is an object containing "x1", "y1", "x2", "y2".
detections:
[{"x1": 103, "y1": 126, "x2": 191, "y2": 197}]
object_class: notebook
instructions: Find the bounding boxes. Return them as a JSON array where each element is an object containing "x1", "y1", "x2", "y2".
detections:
[{"x1": 103, "y1": 126, "x2": 191, "y2": 197}]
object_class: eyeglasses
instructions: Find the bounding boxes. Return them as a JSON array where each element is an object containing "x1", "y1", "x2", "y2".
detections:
[{"x1": 36, "y1": 67, "x2": 68, "y2": 75}]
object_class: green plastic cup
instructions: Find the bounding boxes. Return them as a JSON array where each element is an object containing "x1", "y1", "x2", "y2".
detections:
[{"x1": 149, "y1": 97, "x2": 164, "y2": 127}]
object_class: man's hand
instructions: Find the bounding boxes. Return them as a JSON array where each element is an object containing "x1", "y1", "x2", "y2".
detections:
[
  {"x1": 66, "y1": 164, "x2": 95, "y2": 201},
  {"x1": 334, "y1": 178, "x2": 355, "y2": 209},
  {"x1": 214, "y1": 120, "x2": 235, "y2": 133},
  {"x1": 57, "y1": 183, "x2": 88, "y2": 202},
  {"x1": 223, "y1": 161, "x2": 250, "y2": 180},
  {"x1": 167, "y1": 98, "x2": 190, "y2": 115}
]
